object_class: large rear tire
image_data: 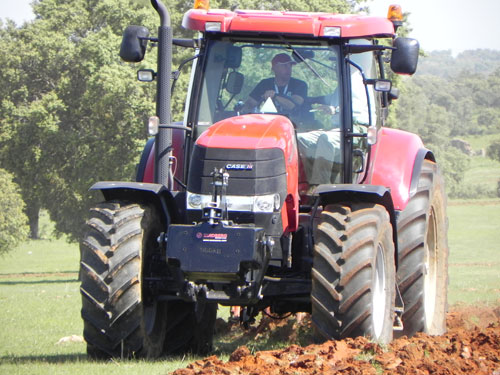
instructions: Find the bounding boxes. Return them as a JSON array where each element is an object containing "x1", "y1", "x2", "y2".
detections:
[
  {"x1": 396, "y1": 160, "x2": 448, "y2": 337},
  {"x1": 312, "y1": 203, "x2": 396, "y2": 344},
  {"x1": 80, "y1": 201, "x2": 167, "y2": 359}
]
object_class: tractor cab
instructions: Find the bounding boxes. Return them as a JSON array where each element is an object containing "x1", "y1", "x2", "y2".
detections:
[{"x1": 183, "y1": 30, "x2": 405, "y2": 196}]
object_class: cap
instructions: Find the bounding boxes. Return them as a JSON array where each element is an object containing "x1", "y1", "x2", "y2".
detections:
[{"x1": 271, "y1": 53, "x2": 296, "y2": 67}]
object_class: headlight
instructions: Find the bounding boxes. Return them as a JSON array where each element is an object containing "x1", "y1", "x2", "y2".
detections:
[{"x1": 254, "y1": 194, "x2": 280, "y2": 213}]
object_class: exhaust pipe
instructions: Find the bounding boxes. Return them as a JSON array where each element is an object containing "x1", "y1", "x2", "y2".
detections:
[{"x1": 151, "y1": 0, "x2": 173, "y2": 189}]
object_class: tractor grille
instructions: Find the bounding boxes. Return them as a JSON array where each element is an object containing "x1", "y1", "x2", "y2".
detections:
[{"x1": 187, "y1": 145, "x2": 287, "y2": 196}]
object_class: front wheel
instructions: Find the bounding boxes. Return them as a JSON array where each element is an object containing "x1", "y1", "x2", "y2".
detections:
[
  {"x1": 311, "y1": 203, "x2": 396, "y2": 344},
  {"x1": 80, "y1": 201, "x2": 167, "y2": 359}
]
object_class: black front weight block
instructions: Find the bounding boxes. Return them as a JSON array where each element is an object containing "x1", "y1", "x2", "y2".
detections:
[{"x1": 166, "y1": 222, "x2": 266, "y2": 277}]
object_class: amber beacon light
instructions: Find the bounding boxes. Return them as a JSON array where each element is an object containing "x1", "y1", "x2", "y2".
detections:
[
  {"x1": 387, "y1": 4, "x2": 403, "y2": 29},
  {"x1": 194, "y1": 0, "x2": 210, "y2": 10}
]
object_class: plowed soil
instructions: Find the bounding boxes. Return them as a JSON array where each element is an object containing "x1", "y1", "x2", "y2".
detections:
[{"x1": 172, "y1": 305, "x2": 500, "y2": 375}]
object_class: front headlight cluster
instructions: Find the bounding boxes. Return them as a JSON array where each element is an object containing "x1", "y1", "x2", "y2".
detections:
[{"x1": 187, "y1": 192, "x2": 281, "y2": 213}]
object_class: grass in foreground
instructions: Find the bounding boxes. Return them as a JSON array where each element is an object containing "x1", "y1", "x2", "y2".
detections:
[{"x1": 447, "y1": 200, "x2": 500, "y2": 305}]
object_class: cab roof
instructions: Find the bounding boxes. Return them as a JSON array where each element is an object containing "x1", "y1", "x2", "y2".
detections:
[{"x1": 182, "y1": 9, "x2": 395, "y2": 39}]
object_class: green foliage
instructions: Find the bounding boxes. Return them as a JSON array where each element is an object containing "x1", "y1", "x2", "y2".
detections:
[
  {"x1": 0, "y1": 0, "x2": 157, "y2": 241},
  {"x1": 417, "y1": 49, "x2": 500, "y2": 78},
  {"x1": 388, "y1": 48, "x2": 500, "y2": 198},
  {"x1": 0, "y1": 169, "x2": 29, "y2": 254},
  {"x1": 487, "y1": 140, "x2": 500, "y2": 162}
]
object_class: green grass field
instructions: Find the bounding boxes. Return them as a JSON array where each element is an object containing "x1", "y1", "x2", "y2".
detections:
[{"x1": 0, "y1": 201, "x2": 499, "y2": 374}]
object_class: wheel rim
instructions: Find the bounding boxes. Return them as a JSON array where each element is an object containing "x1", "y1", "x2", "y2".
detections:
[
  {"x1": 424, "y1": 207, "x2": 438, "y2": 330},
  {"x1": 372, "y1": 244, "x2": 386, "y2": 339}
]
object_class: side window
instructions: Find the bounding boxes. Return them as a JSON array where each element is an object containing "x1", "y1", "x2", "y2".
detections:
[
  {"x1": 349, "y1": 50, "x2": 378, "y2": 127},
  {"x1": 348, "y1": 40, "x2": 380, "y2": 182}
]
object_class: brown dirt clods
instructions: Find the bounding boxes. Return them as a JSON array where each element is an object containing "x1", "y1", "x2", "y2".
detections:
[{"x1": 172, "y1": 305, "x2": 500, "y2": 375}]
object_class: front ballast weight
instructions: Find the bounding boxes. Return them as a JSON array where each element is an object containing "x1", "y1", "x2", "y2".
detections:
[{"x1": 166, "y1": 168, "x2": 272, "y2": 303}]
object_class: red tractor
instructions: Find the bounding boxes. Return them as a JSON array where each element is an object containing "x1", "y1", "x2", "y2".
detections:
[{"x1": 80, "y1": 0, "x2": 448, "y2": 359}]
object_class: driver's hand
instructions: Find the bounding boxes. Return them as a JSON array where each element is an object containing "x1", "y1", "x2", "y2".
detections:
[{"x1": 263, "y1": 90, "x2": 276, "y2": 100}]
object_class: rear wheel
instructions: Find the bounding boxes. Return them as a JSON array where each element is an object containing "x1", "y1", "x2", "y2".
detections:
[
  {"x1": 311, "y1": 203, "x2": 396, "y2": 344},
  {"x1": 396, "y1": 160, "x2": 448, "y2": 337}
]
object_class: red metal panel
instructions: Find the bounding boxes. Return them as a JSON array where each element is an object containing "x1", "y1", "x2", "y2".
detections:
[
  {"x1": 182, "y1": 9, "x2": 394, "y2": 38},
  {"x1": 366, "y1": 127, "x2": 424, "y2": 210}
]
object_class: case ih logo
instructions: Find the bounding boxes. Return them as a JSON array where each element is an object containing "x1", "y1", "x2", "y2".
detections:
[
  {"x1": 226, "y1": 163, "x2": 253, "y2": 171},
  {"x1": 202, "y1": 233, "x2": 228, "y2": 243}
]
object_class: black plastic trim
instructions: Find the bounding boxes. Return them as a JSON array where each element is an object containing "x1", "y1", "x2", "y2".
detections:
[
  {"x1": 136, "y1": 138, "x2": 155, "y2": 182},
  {"x1": 408, "y1": 148, "x2": 435, "y2": 199}
]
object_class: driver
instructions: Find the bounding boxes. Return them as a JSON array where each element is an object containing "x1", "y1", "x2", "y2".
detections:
[{"x1": 242, "y1": 53, "x2": 307, "y2": 115}]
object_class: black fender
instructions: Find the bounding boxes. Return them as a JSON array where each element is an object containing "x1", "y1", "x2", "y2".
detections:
[
  {"x1": 313, "y1": 183, "x2": 399, "y2": 264},
  {"x1": 90, "y1": 181, "x2": 182, "y2": 224},
  {"x1": 408, "y1": 148, "x2": 435, "y2": 199}
]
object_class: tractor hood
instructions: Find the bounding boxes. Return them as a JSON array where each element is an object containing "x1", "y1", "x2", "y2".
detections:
[{"x1": 196, "y1": 114, "x2": 296, "y2": 154}]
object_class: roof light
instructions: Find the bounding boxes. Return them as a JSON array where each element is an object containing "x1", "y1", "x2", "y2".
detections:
[
  {"x1": 205, "y1": 21, "x2": 221, "y2": 32},
  {"x1": 323, "y1": 26, "x2": 341, "y2": 37},
  {"x1": 387, "y1": 5, "x2": 403, "y2": 21},
  {"x1": 194, "y1": 0, "x2": 209, "y2": 10}
]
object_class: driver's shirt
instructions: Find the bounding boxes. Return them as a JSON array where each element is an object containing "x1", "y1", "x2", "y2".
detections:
[{"x1": 249, "y1": 77, "x2": 307, "y2": 112}]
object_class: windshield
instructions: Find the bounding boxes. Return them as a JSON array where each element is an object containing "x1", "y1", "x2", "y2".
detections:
[
  {"x1": 195, "y1": 38, "x2": 343, "y2": 186},
  {"x1": 197, "y1": 39, "x2": 341, "y2": 129}
]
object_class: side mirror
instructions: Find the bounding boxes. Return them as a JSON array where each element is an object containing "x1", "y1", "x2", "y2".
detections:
[
  {"x1": 225, "y1": 72, "x2": 244, "y2": 95},
  {"x1": 120, "y1": 26, "x2": 150, "y2": 63},
  {"x1": 390, "y1": 37, "x2": 419, "y2": 75},
  {"x1": 225, "y1": 46, "x2": 242, "y2": 68}
]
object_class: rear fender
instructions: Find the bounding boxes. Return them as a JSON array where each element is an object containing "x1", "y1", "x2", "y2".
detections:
[
  {"x1": 314, "y1": 184, "x2": 398, "y2": 261},
  {"x1": 90, "y1": 181, "x2": 180, "y2": 224},
  {"x1": 367, "y1": 128, "x2": 434, "y2": 210}
]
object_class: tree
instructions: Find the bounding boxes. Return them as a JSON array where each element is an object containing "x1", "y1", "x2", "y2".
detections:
[
  {"x1": 0, "y1": 0, "x2": 366, "y2": 242},
  {"x1": 0, "y1": 0, "x2": 157, "y2": 241},
  {"x1": 487, "y1": 141, "x2": 500, "y2": 162},
  {"x1": 0, "y1": 169, "x2": 29, "y2": 254}
]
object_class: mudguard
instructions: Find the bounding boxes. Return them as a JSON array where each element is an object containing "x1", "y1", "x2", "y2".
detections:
[
  {"x1": 90, "y1": 181, "x2": 179, "y2": 223},
  {"x1": 313, "y1": 184, "x2": 398, "y2": 253},
  {"x1": 195, "y1": 114, "x2": 299, "y2": 233},
  {"x1": 366, "y1": 127, "x2": 434, "y2": 211}
]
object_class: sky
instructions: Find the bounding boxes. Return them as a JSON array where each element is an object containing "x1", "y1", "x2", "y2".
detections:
[{"x1": 1, "y1": 0, "x2": 499, "y2": 55}]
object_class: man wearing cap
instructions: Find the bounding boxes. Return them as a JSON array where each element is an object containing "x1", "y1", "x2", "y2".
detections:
[{"x1": 242, "y1": 53, "x2": 307, "y2": 115}]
